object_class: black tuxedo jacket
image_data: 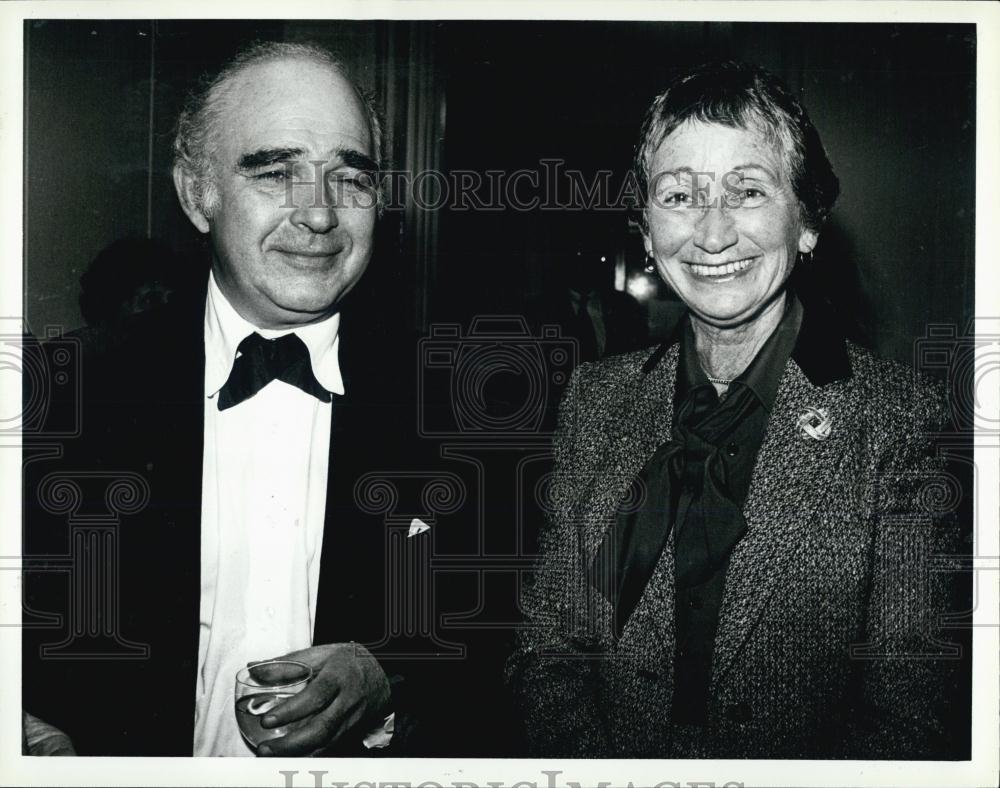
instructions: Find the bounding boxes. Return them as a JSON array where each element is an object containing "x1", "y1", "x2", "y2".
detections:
[{"x1": 22, "y1": 289, "x2": 455, "y2": 755}]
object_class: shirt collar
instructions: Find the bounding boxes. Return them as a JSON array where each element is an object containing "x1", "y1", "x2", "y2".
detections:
[
  {"x1": 789, "y1": 290, "x2": 852, "y2": 386},
  {"x1": 738, "y1": 293, "x2": 803, "y2": 408},
  {"x1": 645, "y1": 286, "x2": 852, "y2": 389},
  {"x1": 203, "y1": 271, "x2": 345, "y2": 399},
  {"x1": 676, "y1": 293, "x2": 803, "y2": 412}
]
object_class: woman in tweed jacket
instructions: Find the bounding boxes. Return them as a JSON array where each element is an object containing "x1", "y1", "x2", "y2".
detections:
[{"x1": 507, "y1": 62, "x2": 962, "y2": 759}]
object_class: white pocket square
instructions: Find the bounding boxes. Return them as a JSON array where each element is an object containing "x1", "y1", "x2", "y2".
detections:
[{"x1": 408, "y1": 518, "x2": 430, "y2": 537}]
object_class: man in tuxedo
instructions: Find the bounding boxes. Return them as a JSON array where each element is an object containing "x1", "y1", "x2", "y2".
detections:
[{"x1": 23, "y1": 41, "x2": 443, "y2": 756}]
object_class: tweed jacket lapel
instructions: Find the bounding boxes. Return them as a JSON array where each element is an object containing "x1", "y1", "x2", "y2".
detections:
[
  {"x1": 712, "y1": 318, "x2": 855, "y2": 683},
  {"x1": 577, "y1": 346, "x2": 679, "y2": 543},
  {"x1": 577, "y1": 344, "x2": 680, "y2": 668}
]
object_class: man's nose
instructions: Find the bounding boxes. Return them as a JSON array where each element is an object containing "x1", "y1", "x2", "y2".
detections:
[
  {"x1": 290, "y1": 203, "x2": 339, "y2": 233},
  {"x1": 290, "y1": 184, "x2": 340, "y2": 233},
  {"x1": 693, "y1": 204, "x2": 738, "y2": 254}
]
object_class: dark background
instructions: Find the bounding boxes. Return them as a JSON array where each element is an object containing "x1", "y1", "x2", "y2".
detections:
[{"x1": 24, "y1": 20, "x2": 976, "y2": 366}]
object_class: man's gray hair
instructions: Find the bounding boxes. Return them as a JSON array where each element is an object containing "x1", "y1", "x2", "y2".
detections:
[{"x1": 173, "y1": 40, "x2": 384, "y2": 216}]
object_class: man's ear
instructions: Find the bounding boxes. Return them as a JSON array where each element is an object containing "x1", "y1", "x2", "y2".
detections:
[
  {"x1": 798, "y1": 227, "x2": 819, "y2": 255},
  {"x1": 173, "y1": 165, "x2": 211, "y2": 234}
]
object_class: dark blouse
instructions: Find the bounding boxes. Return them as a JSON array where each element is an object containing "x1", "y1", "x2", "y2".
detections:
[{"x1": 670, "y1": 295, "x2": 802, "y2": 723}]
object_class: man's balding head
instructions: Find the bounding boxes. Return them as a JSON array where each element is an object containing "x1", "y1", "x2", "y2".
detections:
[
  {"x1": 172, "y1": 42, "x2": 382, "y2": 329},
  {"x1": 173, "y1": 41, "x2": 383, "y2": 218}
]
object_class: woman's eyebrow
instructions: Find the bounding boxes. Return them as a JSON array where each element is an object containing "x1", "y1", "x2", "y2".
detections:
[
  {"x1": 730, "y1": 163, "x2": 779, "y2": 180},
  {"x1": 652, "y1": 165, "x2": 694, "y2": 177}
]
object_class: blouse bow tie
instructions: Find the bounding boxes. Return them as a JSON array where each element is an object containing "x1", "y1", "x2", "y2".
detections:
[{"x1": 589, "y1": 383, "x2": 753, "y2": 640}]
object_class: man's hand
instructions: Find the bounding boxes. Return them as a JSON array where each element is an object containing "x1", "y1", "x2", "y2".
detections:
[{"x1": 255, "y1": 642, "x2": 390, "y2": 756}]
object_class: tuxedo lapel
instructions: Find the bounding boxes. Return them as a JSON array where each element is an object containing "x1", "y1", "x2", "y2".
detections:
[
  {"x1": 314, "y1": 386, "x2": 358, "y2": 644},
  {"x1": 314, "y1": 345, "x2": 356, "y2": 643},
  {"x1": 313, "y1": 320, "x2": 393, "y2": 647},
  {"x1": 711, "y1": 359, "x2": 856, "y2": 683}
]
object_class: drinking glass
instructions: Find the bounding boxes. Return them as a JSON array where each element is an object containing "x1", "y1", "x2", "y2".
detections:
[{"x1": 234, "y1": 659, "x2": 312, "y2": 750}]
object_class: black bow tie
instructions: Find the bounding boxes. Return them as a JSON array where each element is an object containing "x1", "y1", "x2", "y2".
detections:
[{"x1": 217, "y1": 332, "x2": 333, "y2": 411}]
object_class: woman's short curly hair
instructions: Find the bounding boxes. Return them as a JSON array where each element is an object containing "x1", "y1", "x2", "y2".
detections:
[
  {"x1": 633, "y1": 60, "x2": 839, "y2": 233},
  {"x1": 172, "y1": 40, "x2": 384, "y2": 217}
]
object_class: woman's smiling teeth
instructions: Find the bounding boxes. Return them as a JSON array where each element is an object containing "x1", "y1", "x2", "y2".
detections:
[{"x1": 687, "y1": 257, "x2": 755, "y2": 277}]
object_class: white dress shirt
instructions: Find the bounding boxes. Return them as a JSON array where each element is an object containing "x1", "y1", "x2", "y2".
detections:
[{"x1": 193, "y1": 272, "x2": 343, "y2": 756}]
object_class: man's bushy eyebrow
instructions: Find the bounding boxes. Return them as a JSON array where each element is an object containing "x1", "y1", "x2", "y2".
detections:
[
  {"x1": 236, "y1": 146, "x2": 377, "y2": 174},
  {"x1": 337, "y1": 148, "x2": 378, "y2": 173},
  {"x1": 236, "y1": 147, "x2": 305, "y2": 171}
]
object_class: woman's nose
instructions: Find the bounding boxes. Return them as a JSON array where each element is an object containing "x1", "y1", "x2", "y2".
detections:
[{"x1": 693, "y1": 205, "x2": 738, "y2": 254}]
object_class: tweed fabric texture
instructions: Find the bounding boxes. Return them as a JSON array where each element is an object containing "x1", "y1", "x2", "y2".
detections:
[{"x1": 506, "y1": 340, "x2": 960, "y2": 759}]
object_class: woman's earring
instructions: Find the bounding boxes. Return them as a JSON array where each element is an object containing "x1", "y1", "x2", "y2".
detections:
[
  {"x1": 644, "y1": 252, "x2": 656, "y2": 274},
  {"x1": 799, "y1": 250, "x2": 815, "y2": 266}
]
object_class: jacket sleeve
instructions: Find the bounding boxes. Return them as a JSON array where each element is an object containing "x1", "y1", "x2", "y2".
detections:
[
  {"x1": 846, "y1": 378, "x2": 967, "y2": 759},
  {"x1": 504, "y1": 366, "x2": 612, "y2": 756}
]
